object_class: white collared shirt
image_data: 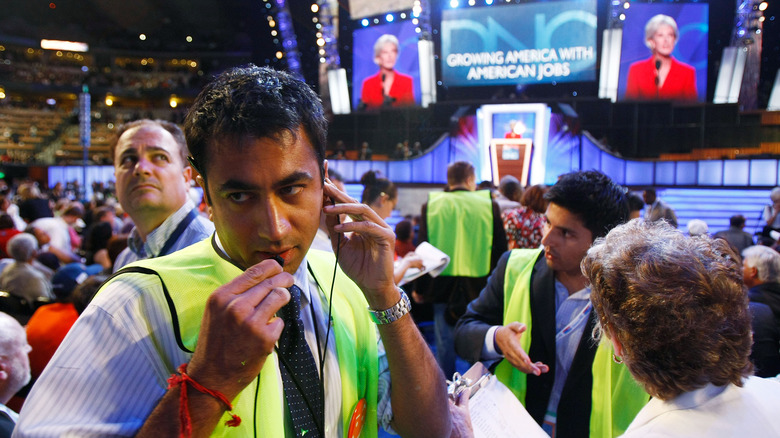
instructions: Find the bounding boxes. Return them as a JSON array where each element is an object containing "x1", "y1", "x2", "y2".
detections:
[{"x1": 622, "y1": 376, "x2": 780, "y2": 437}]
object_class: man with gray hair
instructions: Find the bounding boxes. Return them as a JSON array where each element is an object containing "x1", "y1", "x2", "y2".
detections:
[
  {"x1": 743, "y1": 245, "x2": 780, "y2": 329},
  {"x1": 0, "y1": 234, "x2": 52, "y2": 304},
  {"x1": 110, "y1": 119, "x2": 214, "y2": 271},
  {"x1": 0, "y1": 311, "x2": 32, "y2": 434}
]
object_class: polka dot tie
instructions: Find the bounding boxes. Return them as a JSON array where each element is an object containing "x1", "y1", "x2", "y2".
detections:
[{"x1": 278, "y1": 285, "x2": 323, "y2": 438}]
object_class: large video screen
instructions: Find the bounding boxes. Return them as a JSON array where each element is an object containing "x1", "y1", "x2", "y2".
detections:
[
  {"x1": 440, "y1": 0, "x2": 597, "y2": 87},
  {"x1": 618, "y1": 3, "x2": 708, "y2": 102},
  {"x1": 352, "y1": 21, "x2": 421, "y2": 110}
]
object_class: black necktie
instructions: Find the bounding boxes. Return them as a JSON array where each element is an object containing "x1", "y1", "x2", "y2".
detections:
[{"x1": 277, "y1": 285, "x2": 323, "y2": 438}]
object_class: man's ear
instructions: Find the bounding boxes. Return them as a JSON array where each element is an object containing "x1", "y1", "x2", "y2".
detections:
[
  {"x1": 321, "y1": 160, "x2": 330, "y2": 207},
  {"x1": 182, "y1": 165, "x2": 192, "y2": 183},
  {"x1": 195, "y1": 175, "x2": 209, "y2": 203},
  {"x1": 323, "y1": 159, "x2": 329, "y2": 181}
]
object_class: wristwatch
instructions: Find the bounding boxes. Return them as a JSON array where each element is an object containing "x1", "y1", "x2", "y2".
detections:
[{"x1": 368, "y1": 288, "x2": 412, "y2": 325}]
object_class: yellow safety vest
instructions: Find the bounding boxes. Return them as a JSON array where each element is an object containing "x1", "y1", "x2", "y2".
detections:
[
  {"x1": 493, "y1": 249, "x2": 648, "y2": 438},
  {"x1": 108, "y1": 239, "x2": 379, "y2": 437},
  {"x1": 427, "y1": 190, "x2": 493, "y2": 277}
]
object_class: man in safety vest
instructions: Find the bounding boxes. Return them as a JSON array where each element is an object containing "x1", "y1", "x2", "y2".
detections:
[
  {"x1": 418, "y1": 161, "x2": 507, "y2": 378},
  {"x1": 15, "y1": 66, "x2": 451, "y2": 437},
  {"x1": 455, "y1": 170, "x2": 648, "y2": 438}
]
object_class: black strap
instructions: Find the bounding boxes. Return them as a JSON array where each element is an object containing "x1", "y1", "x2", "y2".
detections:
[
  {"x1": 107, "y1": 266, "x2": 190, "y2": 353},
  {"x1": 158, "y1": 208, "x2": 199, "y2": 257}
]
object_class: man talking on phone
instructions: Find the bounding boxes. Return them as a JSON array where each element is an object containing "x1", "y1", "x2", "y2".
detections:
[{"x1": 15, "y1": 66, "x2": 451, "y2": 438}]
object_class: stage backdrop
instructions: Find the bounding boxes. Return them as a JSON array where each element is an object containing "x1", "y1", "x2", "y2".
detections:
[
  {"x1": 349, "y1": 0, "x2": 414, "y2": 20},
  {"x1": 352, "y1": 21, "x2": 421, "y2": 109},
  {"x1": 440, "y1": 0, "x2": 597, "y2": 87},
  {"x1": 618, "y1": 3, "x2": 709, "y2": 102}
]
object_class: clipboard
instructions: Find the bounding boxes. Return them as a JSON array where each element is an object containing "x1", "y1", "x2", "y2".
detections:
[{"x1": 448, "y1": 362, "x2": 548, "y2": 438}]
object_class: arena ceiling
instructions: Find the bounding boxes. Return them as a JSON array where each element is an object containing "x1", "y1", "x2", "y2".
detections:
[{"x1": 0, "y1": 0, "x2": 300, "y2": 58}]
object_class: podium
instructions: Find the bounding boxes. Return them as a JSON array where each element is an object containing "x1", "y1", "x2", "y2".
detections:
[{"x1": 489, "y1": 138, "x2": 533, "y2": 185}]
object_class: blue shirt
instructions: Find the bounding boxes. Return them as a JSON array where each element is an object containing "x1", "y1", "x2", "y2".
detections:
[
  {"x1": 113, "y1": 200, "x2": 214, "y2": 272},
  {"x1": 543, "y1": 280, "x2": 591, "y2": 430}
]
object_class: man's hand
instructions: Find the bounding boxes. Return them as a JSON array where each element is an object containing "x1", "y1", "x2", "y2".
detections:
[
  {"x1": 322, "y1": 178, "x2": 397, "y2": 309},
  {"x1": 186, "y1": 259, "x2": 294, "y2": 400},
  {"x1": 449, "y1": 391, "x2": 474, "y2": 438},
  {"x1": 494, "y1": 322, "x2": 550, "y2": 376}
]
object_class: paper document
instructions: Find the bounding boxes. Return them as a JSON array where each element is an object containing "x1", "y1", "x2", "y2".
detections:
[
  {"x1": 397, "y1": 241, "x2": 450, "y2": 286},
  {"x1": 449, "y1": 363, "x2": 547, "y2": 438}
]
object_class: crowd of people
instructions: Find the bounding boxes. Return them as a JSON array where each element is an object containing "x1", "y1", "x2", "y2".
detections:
[{"x1": 0, "y1": 66, "x2": 779, "y2": 437}]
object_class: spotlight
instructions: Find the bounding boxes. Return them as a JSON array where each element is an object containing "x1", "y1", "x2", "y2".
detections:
[
  {"x1": 361, "y1": 18, "x2": 369, "y2": 27},
  {"x1": 450, "y1": 0, "x2": 458, "y2": 7},
  {"x1": 386, "y1": 13, "x2": 394, "y2": 22}
]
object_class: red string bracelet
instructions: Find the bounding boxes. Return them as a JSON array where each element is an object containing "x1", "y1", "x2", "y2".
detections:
[{"x1": 167, "y1": 363, "x2": 241, "y2": 437}]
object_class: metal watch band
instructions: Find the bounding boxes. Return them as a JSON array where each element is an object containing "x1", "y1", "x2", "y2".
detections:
[{"x1": 368, "y1": 288, "x2": 412, "y2": 325}]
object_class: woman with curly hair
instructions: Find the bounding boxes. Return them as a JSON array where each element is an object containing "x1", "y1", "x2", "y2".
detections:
[{"x1": 582, "y1": 220, "x2": 780, "y2": 437}]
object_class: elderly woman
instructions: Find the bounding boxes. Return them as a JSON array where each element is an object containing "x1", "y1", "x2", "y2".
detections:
[
  {"x1": 582, "y1": 220, "x2": 780, "y2": 437},
  {"x1": 625, "y1": 14, "x2": 697, "y2": 101},
  {"x1": 360, "y1": 34, "x2": 414, "y2": 108}
]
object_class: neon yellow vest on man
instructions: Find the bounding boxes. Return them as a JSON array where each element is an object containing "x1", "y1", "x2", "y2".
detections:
[
  {"x1": 112, "y1": 239, "x2": 379, "y2": 437},
  {"x1": 493, "y1": 249, "x2": 648, "y2": 438},
  {"x1": 427, "y1": 190, "x2": 493, "y2": 277}
]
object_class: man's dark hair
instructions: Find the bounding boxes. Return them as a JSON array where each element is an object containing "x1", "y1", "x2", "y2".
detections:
[
  {"x1": 544, "y1": 170, "x2": 628, "y2": 239},
  {"x1": 184, "y1": 65, "x2": 327, "y2": 182},
  {"x1": 730, "y1": 214, "x2": 746, "y2": 227},
  {"x1": 446, "y1": 161, "x2": 475, "y2": 187},
  {"x1": 626, "y1": 192, "x2": 645, "y2": 212}
]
